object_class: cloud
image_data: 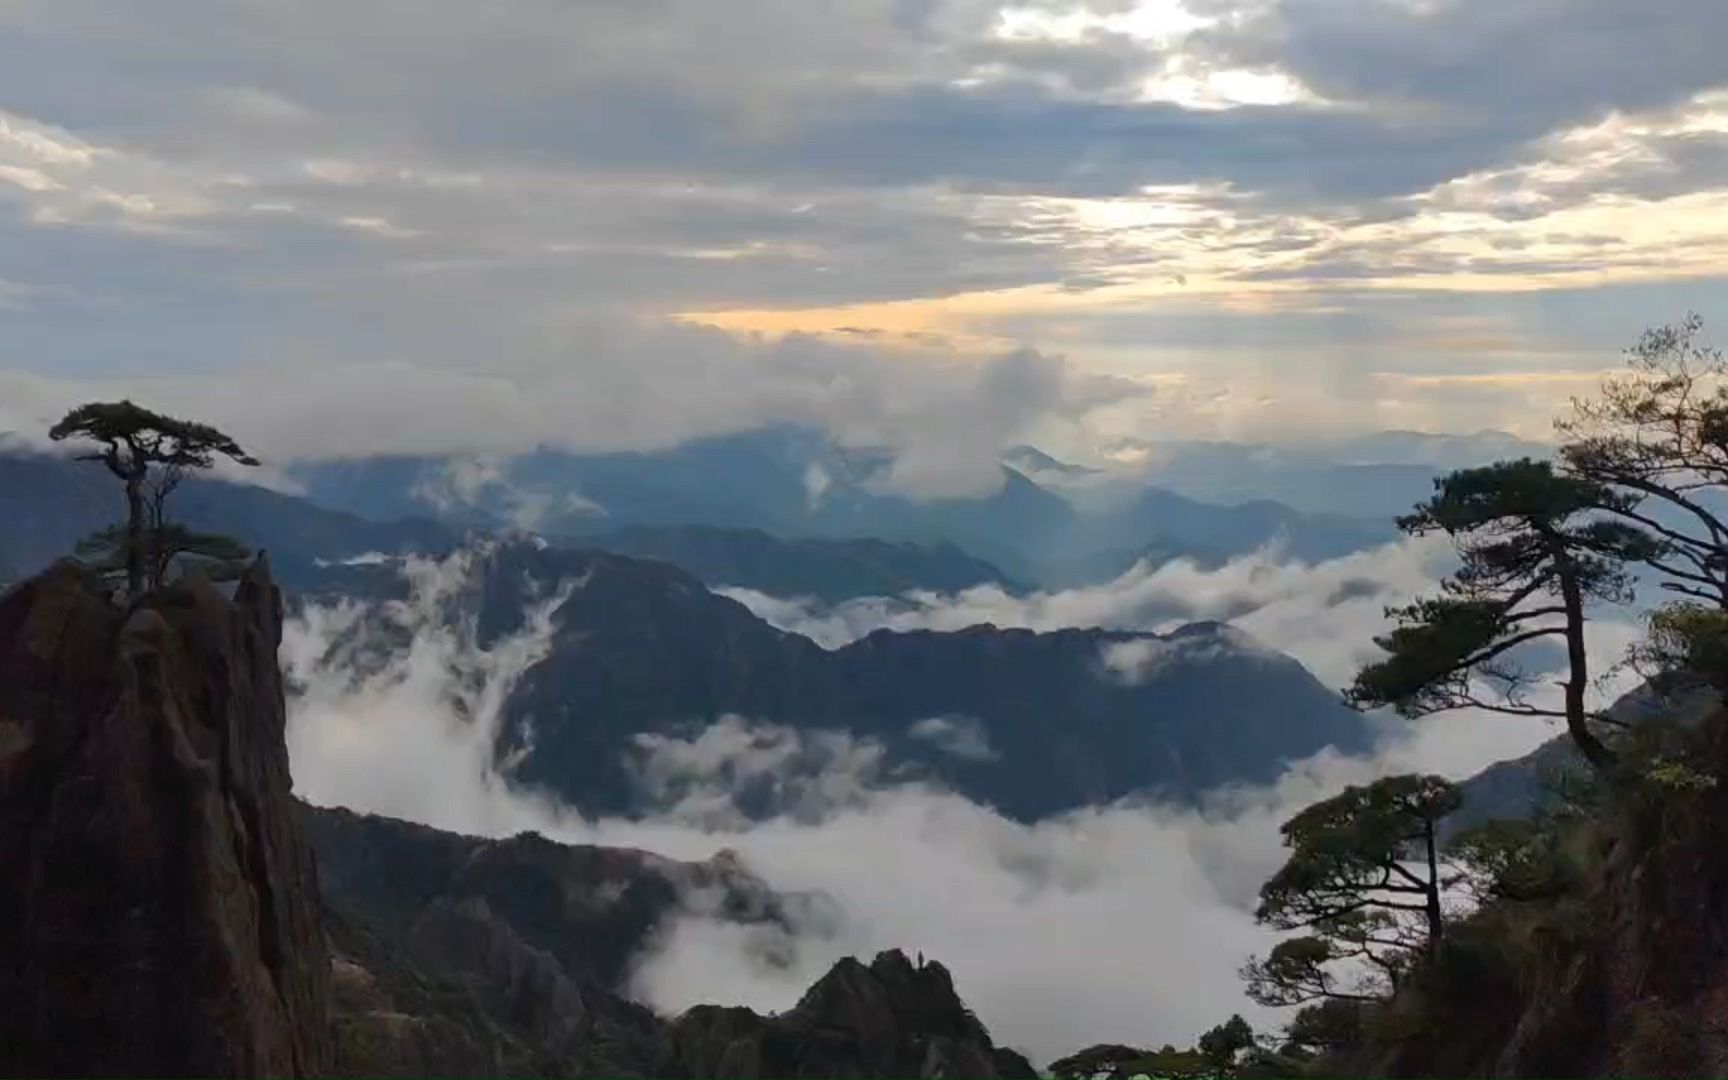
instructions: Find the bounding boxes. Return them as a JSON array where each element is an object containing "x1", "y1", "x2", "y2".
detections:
[
  {"x1": 282, "y1": 541, "x2": 1636, "y2": 1066},
  {"x1": 723, "y1": 537, "x2": 1451, "y2": 687},
  {"x1": 908, "y1": 714, "x2": 1001, "y2": 761},
  {"x1": 412, "y1": 455, "x2": 608, "y2": 528},
  {"x1": 284, "y1": 544, "x2": 584, "y2": 837},
  {"x1": 628, "y1": 718, "x2": 907, "y2": 828},
  {"x1": 723, "y1": 532, "x2": 1653, "y2": 707},
  {"x1": 0, "y1": 323, "x2": 1139, "y2": 500},
  {"x1": 1, "y1": 0, "x2": 1727, "y2": 462},
  {"x1": 1099, "y1": 631, "x2": 1265, "y2": 684}
]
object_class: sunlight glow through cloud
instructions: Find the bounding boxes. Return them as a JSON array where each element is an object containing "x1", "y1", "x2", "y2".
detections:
[{"x1": 995, "y1": 1, "x2": 1213, "y2": 46}]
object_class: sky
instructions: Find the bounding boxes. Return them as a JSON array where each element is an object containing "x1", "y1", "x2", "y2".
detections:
[{"x1": 3, "y1": 0, "x2": 1728, "y2": 466}]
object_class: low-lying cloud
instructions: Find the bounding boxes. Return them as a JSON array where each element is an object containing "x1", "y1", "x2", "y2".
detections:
[
  {"x1": 722, "y1": 537, "x2": 1454, "y2": 689},
  {"x1": 908, "y1": 714, "x2": 1000, "y2": 762},
  {"x1": 0, "y1": 325, "x2": 1138, "y2": 501},
  {"x1": 283, "y1": 543, "x2": 1642, "y2": 1067}
]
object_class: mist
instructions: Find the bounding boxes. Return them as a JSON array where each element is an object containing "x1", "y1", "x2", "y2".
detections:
[
  {"x1": 282, "y1": 542, "x2": 1643, "y2": 1066},
  {"x1": 0, "y1": 326, "x2": 1136, "y2": 501}
]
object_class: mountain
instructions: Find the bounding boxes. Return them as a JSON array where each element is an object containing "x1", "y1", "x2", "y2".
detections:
[
  {"x1": 659, "y1": 950, "x2": 1037, "y2": 1080},
  {"x1": 307, "y1": 805, "x2": 816, "y2": 1077},
  {"x1": 294, "y1": 429, "x2": 1078, "y2": 585},
  {"x1": 1001, "y1": 445, "x2": 1100, "y2": 483},
  {"x1": 1044, "y1": 487, "x2": 1397, "y2": 585},
  {"x1": 584, "y1": 525, "x2": 1021, "y2": 602},
  {"x1": 1327, "y1": 700, "x2": 1728, "y2": 1079},
  {"x1": 0, "y1": 449, "x2": 1034, "y2": 604},
  {"x1": 0, "y1": 557, "x2": 1036, "y2": 1079},
  {"x1": 305, "y1": 804, "x2": 804, "y2": 996},
  {"x1": 1131, "y1": 431, "x2": 1550, "y2": 520},
  {"x1": 289, "y1": 426, "x2": 1400, "y2": 587},
  {"x1": 1451, "y1": 686, "x2": 1723, "y2": 836},
  {"x1": 310, "y1": 808, "x2": 1036, "y2": 1077},
  {"x1": 3, "y1": 447, "x2": 1015, "y2": 602},
  {"x1": 0, "y1": 450, "x2": 456, "y2": 590},
  {"x1": 318, "y1": 541, "x2": 1373, "y2": 821}
]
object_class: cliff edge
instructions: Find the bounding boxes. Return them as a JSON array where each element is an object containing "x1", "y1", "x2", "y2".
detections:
[{"x1": 0, "y1": 559, "x2": 331, "y2": 1077}]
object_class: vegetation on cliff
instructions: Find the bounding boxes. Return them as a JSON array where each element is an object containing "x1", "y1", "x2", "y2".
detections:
[
  {"x1": 49, "y1": 400, "x2": 258, "y2": 597},
  {"x1": 1070, "y1": 314, "x2": 1728, "y2": 1078}
]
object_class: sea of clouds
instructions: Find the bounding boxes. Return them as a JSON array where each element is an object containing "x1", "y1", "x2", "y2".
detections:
[{"x1": 283, "y1": 540, "x2": 1644, "y2": 1066}]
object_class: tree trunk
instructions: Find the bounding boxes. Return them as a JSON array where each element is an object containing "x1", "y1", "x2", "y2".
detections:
[
  {"x1": 1558, "y1": 562, "x2": 1616, "y2": 771},
  {"x1": 124, "y1": 467, "x2": 146, "y2": 598},
  {"x1": 1423, "y1": 818, "x2": 1444, "y2": 948}
]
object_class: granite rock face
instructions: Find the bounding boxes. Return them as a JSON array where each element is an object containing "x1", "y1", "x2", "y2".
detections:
[{"x1": 0, "y1": 559, "x2": 331, "y2": 1077}]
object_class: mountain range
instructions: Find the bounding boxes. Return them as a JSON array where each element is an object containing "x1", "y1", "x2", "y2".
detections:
[
  {"x1": 0, "y1": 434, "x2": 1391, "y2": 822},
  {"x1": 0, "y1": 450, "x2": 1012, "y2": 603},
  {"x1": 1, "y1": 424, "x2": 1438, "y2": 598},
  {"x1": 1123, "y1": 430, "x2": 1551, "y2": 520},
  {"x1": 314, "y1": 540, "x2": 1373, "y2": 821},
  {"x1": 285, "y1": 426, "x2": 1404, "y2": 585}
]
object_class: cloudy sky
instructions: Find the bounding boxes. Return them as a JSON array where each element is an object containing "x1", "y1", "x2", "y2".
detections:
[{"x1": 3, "y1": 0, "x2": 1727, "y2": 458}]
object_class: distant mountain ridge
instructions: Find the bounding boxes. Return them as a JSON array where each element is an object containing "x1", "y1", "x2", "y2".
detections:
[
  {"x1": 0, "y1": 450, "x2": 456, "y2": 592},
  {"x1": 289, "y1": 426, "x2": 1402, "y2": 586},
  {"x1": 1129, "y1": 430, "x2": 1550, "y2": 520},
  {"x1": 0, "y1": 448, "x2": 1374, "y2": 824},
  {"x1": 1451, "y1": 686, "x2": 1723, "y2": 836},
  {"x1": 586, "y1": 524, "x2": 1021, "y2": 602},
  {"x1": 313, "y1": 540, "x2": 1374, "y2": 821},
  {"x1": 0, "y1": 450, "x2": 1015, "y2": 604}
]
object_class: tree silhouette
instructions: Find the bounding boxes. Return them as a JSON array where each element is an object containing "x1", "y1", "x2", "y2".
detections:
[
  {"x1": 1348, "y1": 460, "x2": 1661, "y2": 771},
  {"x1": 1561, "y1": 313, "x2": 1728, "y2": 607},
  {"x1": 1244, "y1": 775, "x2": 1461, "y2": 1014},
  {"x1": 49, "y1": 401, "x2": 258, "y2": 596}
]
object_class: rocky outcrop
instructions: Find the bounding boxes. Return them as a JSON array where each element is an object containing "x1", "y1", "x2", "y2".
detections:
[
  {"x1": 0, "y1": 559, "x2": 331, "y2": 1077},
  {"x1": 658, "y1": 949, "x2": 1038, "y2": 1079}
]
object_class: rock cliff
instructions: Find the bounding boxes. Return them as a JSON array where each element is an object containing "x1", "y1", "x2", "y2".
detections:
[
  {"x1": 0, "y1": 558, "x2": 331, "y2": 1076},
  {"x1": 0, "y1": 559, "x2": 1032, "y2": 1079}
]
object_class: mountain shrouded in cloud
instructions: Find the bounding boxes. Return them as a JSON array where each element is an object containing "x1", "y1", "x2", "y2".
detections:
[
  {"x1": 0, "y1": 332, "x2": 1136, "y2": 502},
  {"x1": 282, "y1": 426, "x2": 1400, "y2": 586},
  {"x1": 287, "y1": 539, "x2": 1373, "y2": 823},
  {"x1": 278, "y1": 528, "x2": 1622, "y2": 1065}
]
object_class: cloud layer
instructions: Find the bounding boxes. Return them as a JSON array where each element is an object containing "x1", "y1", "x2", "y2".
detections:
[
  {"x1": 0, "y1": 326, "x2": 1136, "y2": 498},
  {"x1": 723, "y1": 537, "x2": 1450, "y2": 687},
  {"x1": 4, "y1": 0, "x2": 1728, "y2": 456},
  {"x1": 281, "y1": 541, "x2": 1637, "y2": 1065}
]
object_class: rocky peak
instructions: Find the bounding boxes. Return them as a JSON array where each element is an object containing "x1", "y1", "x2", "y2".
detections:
[
  {"x1": 0, "y1": 558, "x2": 331, "y2": 1077},
  {"x1": 660, "y1": 948, "x2": 1037, "y2": 1079}
]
